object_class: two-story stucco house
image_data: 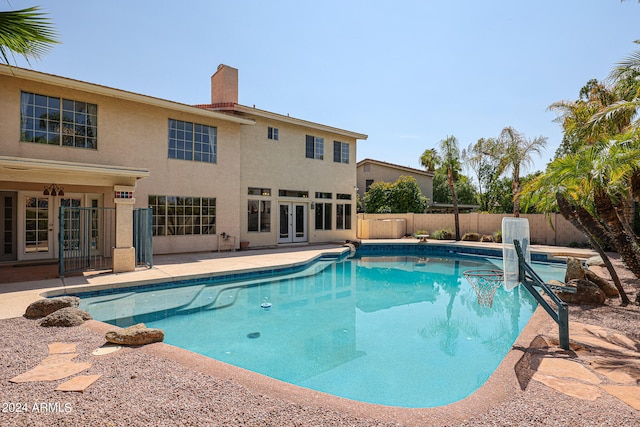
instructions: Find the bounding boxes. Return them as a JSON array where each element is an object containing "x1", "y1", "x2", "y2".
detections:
[{"x1": 0, "y1": 64, "x2": 366, "y2": 273}]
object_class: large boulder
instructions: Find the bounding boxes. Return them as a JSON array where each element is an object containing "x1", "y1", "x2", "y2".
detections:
[
  {"x1": 25, "y1": 296, "x2": 80, "y2": 319},
  {"x1": 585, "y1": 269, "x2": 619, "y2": 298},
  {"x1": 565, "y1": 257, "x2": 586, "y2": 282},
  {"x1": 105, "y1": 323, "x2": 164, "y2": 346},
  {"x1": 39, "y1": 307, "x2": 92, "y2": 327},
  {"x1": 556, "y1": 279, "x2": 606, "y2": 305}
]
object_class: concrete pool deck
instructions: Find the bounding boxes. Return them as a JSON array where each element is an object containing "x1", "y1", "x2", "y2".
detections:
[
  {"x1": 1, "y1": 240, "x2": 638, "y2": 424},
  {"x1": 0, "y1": 239, "x2": 598, "y2": 320}
]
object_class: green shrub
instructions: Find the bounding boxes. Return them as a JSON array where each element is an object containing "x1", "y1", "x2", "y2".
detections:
[
  {"x1": 493, "y1": 230, "x2": 502, "y2": 243},
  {"x1": 461, "y1": 232, "x2": 480, "y2": 242},
  {"x1": 432, "y1": 228, "x2": 453, "y2": 240}
]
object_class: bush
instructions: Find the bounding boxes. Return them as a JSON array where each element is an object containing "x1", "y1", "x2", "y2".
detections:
[
  {"x1": 493, "y1": 230, "x2": 502, "y2": 243},
  {"x1": 432, "y1": 228, "x2": 453, "y2": 240},
  {"x1": 461, "y1": 232, "x2": 480, "y2": 241}
]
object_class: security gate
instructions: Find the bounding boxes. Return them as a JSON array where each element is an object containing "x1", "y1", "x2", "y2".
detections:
[
  {"x1": 59, "y1": 206, "x2": 115, "y2": 276},
  {"x1": 58, "y1": 206, "x2": 153, "y2": 276}
]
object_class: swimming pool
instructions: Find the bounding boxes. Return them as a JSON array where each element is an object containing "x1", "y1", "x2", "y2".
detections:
[{"x1": 78, "y1": 251, "x2": 565, "y2": 407}]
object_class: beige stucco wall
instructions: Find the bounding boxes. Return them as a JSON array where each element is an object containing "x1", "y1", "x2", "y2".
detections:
[
  {"x1": 356, "y1": 162, "x2": 433, "y2": 205},
  {"x1": 238, "y1": 115, "x2": 358, "y2": 246},
  {"x1": 357, "y1": 213, "x2": 589, "y2": 246},
  {"x1": 0, "y1": 73, "x2": 243, "y2": 255}
]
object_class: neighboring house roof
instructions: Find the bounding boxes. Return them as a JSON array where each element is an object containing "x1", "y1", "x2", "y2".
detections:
[
  {"x1": 357, "y1": 158, "x2": 434, "y2": 177},
  {"x1": 0, "y1": 65, "x2": 255, "y2": 126},
  {"x1": 195, "y1": 103, "x2": 368, "y2": 140}
]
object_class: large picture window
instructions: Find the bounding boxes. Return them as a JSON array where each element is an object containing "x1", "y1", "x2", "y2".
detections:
[
  {"x1": 305, "y1": 135, "x2": 324, "y2": 160},
  {"x1": 168, "y1": 119, "x2": 217, "y2": 163},
  {"x1": 149, "y1": 195, "x2": 216, "y2": 236},
  {"x1": 20, "y1": 91, "x2": 98, "y2": 149}
]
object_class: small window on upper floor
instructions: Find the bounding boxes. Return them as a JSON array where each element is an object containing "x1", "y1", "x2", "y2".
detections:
[
  {"x1": 268, "y1": 127, "x2": 278, "y2": 140},
  {"x1": 333, "y1": 141, "x2": 349, "y2": 164},
  {"x1": 305, "y1": 135, "x2": 324, "y2": 160}
]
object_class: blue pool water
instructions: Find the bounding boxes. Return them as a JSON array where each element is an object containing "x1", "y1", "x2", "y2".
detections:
[{"x1": 78, "y1": 252, "x2": 565, "y2": 408}]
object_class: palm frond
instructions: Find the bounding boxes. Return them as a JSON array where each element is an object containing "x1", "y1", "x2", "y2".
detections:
[{"x1": 0, "y1": 7, "x2": 59, "y2": 65}]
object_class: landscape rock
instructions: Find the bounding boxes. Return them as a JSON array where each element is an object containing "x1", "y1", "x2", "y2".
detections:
[
  {"x1": 105, "y1": 323, "x2": 164, "y2": 346},
  {"x1": 39, "y1": 307, "x2": 92, "y2": 327},
  {"x1": 556, "y1": 279, "x2": 606, "y2": 305},
  {"x1": 24, "y1": 296, "x2": 80, "y2": 319},
  {"x1": 585, "y1": 269, "x2": 619, "y2": 298},
  {"x1": 480, "y1": 234, "x2": 494, "y2": 242},
  {"x1": 565, "y1": 257, "x2": 586, "y2": 282}
]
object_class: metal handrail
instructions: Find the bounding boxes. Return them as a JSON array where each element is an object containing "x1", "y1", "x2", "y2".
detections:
[{"x1": 514, "y1": 239, "x2": 570, "y2": 350}]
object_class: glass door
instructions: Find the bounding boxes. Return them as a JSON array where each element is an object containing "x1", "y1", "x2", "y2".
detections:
[
  {"x1": 293, "y1": 203, "x2": 307, "y2": 242},
  {"x1": 278, "y1": 202, "x2": 308, "y2": 244},
  {"x1": 23, "y1": 194, "x2": 53, "y2": 259},
  {"x1": 278, "y1": 203, "x2": 291, "y2": 243}
]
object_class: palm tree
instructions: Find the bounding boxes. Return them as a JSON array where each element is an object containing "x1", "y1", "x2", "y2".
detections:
[
  {"x1": 521, "y1": 140, "x2": 640, "y2": 304},
  {"x1": 484, "y1": 127, "x2": 547, "y2": 217},
  {"x1": 0, "y1": 6, "x2": 58, "y2": 65},
  {"x1": 420, "y1": 136, "x2": 462, "y2": 240}
]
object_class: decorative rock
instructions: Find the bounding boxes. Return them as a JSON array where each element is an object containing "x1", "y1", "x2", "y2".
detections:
[
  {"x1": 480, "y1": 234, "x2": 495, "y2": 242},
  {"x1": 39, "y1": 307, "x2": 92, "y2": 327},
  {"x1": 585, "y1": 269, "x2": 619, "y2": 298},
  {"x1": 585, "y1": 255, "x2": 605, "y2": 267},
  {"x1": 105, "y1": 323, "x2": 164, "y2": 346},
  {"x1": 24, "y1": 296, "x2": 80, "y2": 319},
  {"x1": 556, "y1": 279, "x2": 606, "y2": 305},
  {"x1": 565, "y1": 257, "x2": 586, "y2": 283}
]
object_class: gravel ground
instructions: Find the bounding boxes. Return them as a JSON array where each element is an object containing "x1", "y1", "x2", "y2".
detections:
[{"x1": 1, "y1": 255, "x2": 639, "y2": 427}]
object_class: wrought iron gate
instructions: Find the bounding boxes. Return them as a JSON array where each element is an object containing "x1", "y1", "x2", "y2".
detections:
[
  {"x1": 59, "y1": 206, "x2": 115, "y2": 276},
  {"x1": 59, "y1": 206, "x2": 153, "y2": 276}
]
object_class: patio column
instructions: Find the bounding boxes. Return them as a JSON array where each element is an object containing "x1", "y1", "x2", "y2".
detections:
[{"x1": 112, "y1": 185, "x2": 136, "y2": 273}]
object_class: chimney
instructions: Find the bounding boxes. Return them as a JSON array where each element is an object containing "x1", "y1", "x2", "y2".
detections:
[{"x1": 211, "y1": 64, "x2": 238, "y2": 105}]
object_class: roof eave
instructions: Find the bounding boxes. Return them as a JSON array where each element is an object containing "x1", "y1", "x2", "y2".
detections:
[{"x1": 0, "y1": 65, "x2": 255, "y2": 126}]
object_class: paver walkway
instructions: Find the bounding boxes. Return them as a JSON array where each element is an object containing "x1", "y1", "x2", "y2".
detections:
[{"x1": 9, "y1": 341, "x2": 100, "y2": 392}]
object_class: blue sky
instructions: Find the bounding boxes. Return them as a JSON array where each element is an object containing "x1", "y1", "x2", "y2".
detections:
[{"x1": 6, "y1": 1, "x2": 640, "y2": 174}]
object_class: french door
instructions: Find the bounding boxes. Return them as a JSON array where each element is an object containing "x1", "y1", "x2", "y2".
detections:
[
  {"x1": 278, "y1": 202, "x2": 307, "y2": 243},
  {"x1": 23, "y1": 194, "x2": 54, "y2": 260}
]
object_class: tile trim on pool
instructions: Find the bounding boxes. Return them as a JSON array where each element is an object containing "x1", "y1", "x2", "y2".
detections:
[
  {"x1": 50, "y1": 242, "x2": 565, "y2": 300},
  {"x1": 45, "y1": 249, "x2": 350, "y2": 299}
]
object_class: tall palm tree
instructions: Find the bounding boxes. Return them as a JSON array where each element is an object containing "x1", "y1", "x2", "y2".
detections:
[
  {"x1": 420, "y1": 136, "x2": 462, "y2": 240},
  {"x1": 485, "y1": 127, "x2": 547, "y2": 217},
  {"x1": 0, "y1": 6, "x2": 58, "y2": 65}
]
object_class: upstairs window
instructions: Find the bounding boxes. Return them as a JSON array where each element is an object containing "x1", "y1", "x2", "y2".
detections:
[
  {"x1": 333, "y1": 141, "x2": 349, "y2": 163},
  {"x1": 268, "y1": 127, "x2": 278, "y2": 140},
  {"x1": 168, "y1": 119, "x2": 217, "y2": 163},
  {"x1": 305, "y1": 135, "x2": 324, "y2": 160},
  {"x1": 20, "y1": 91, "x2": 98, "y2": 149}
]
